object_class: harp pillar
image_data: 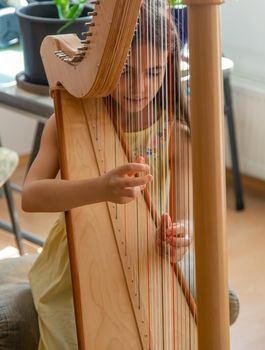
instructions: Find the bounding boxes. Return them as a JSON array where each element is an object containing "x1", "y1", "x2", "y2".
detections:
[{"x1": 184, "y1": 0, "x2": 230, "y2": 349}]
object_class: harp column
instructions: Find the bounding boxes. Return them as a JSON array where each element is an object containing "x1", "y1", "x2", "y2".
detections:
[{"x1": 184, "y1": 0, "x2": 230, "y2": 350}]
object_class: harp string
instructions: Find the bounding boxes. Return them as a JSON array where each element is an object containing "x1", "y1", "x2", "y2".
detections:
[
  {"x1": 141, "y1": 4, "x2": 152, "y2": 343},
  {"x1": 140, "y1": 2, "x2": 149, "y2": 328},
  {"x1": 138, "y1": 17, "x2": 142, "y2": 311},
  {"x1": 174, "y1": 4, "x2": 184, "y2": 346},
  {"x1": 181, "y1": 8, "x2": 193, "y2": 347},
  {"x1": 166, "y1": 4, "x2": 179, "y2": 349},
  {"x1": 135, "y1": 17, "x2": 140, "y2": 310},
  {"x1": 152, "y1": 5, "x2": 160, "y2": 344},
  {"x1": 171, "y1": 6, "x2": 180, "y2": 348},
  {"x1": 161, "y1": 4, "x2": 170, "y2": 348},
  {"x1": 102, "y1": 1, "x2": 195, "y2": 347},
  {"x1": 163, "y1": 4, "x2": 169, "y2": 346},
  {"x1": 183, "y1": 6, "x2": 188, "y2": 346},
  {"x1": 146, "y1": 6, "x2": 156, "y2": 346}
]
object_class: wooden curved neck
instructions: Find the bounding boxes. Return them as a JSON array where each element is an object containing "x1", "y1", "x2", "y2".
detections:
[{"x1": 41, "y1": 0, "x2": 142, "y2": 98}]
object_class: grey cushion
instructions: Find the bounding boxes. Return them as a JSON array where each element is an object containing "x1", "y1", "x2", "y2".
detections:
[
  {"x1": 0, "y1": 255, "x2": 39, "y2": 350},
  {"x1": 0, "y1": 255, "x2": 36, "y2": 285}
]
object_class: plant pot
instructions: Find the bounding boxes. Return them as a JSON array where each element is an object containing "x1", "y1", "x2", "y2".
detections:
[
  {"x1": 16, "y1": 2, "x2": 92, "y2": 86},
  {"x1": 172, "y1": 5, "x2": 188, "y2": 49}
]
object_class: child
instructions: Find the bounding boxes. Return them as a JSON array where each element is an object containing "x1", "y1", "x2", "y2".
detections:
[{"x1": 22, "y1": 1, "x2": 238, "y2": 348}]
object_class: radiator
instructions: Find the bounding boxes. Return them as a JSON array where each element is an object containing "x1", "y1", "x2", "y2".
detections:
[{"x1": 225, "y1": 76, "x2": 265, "y2": 181}]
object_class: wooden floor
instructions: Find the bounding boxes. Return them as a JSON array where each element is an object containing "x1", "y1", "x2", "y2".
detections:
[
  {"x1": 226, "y1": 182, "x2": 265, "y2": 350},
  {"x1": 0, "y1": 157, "x2": 265, "y2": 349}
]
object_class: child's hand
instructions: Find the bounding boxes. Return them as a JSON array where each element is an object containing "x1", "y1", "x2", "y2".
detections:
[
  {"x1": 101, "y1": 162, "x2": 152, "y2": 204},
  {"x1": 157, "y1": 213, "x2": 191, "y2": 263}
]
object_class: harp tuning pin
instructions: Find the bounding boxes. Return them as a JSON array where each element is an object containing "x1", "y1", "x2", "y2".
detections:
[
  {"x1": 90, "y1": 0, "x2": 100, "y2": 4},
  {"x1": 57, "y1": 53, "x2": 67, "y2": 58},
  {"x1": 82, "y1": 31, "x2": 92, "y2": 37},
  {"x1": 78, "y1": 46, "x2": 88, "y2": 51},
  {"x1": 89, "y1": 11, "x2": 97, "y2": 16},
  {"x1": 80, "y1": 39, "x2": 90, "y2": 44},
  {"x1": 85, "y1": 22, "x2": 95, "y2": 27}
]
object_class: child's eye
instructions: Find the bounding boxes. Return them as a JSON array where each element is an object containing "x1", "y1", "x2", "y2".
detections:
[{"x1": 148, "y1": 71, "x2": 161, "y2": 77}]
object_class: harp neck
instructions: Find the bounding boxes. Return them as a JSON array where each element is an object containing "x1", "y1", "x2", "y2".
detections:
[{"x1": 41, "y1": 0, "x2": 142, "y2": 98}]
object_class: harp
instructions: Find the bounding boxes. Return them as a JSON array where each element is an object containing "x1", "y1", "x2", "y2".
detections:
[{"x1": 41, "y1": 0, "x2": 230, "y2": 349}]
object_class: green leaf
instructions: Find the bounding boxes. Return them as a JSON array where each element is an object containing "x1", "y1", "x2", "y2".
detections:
[
  {"x1": 54, "y1": 0, "x2": 70, "y2": 19},
  {"x1": 65, "y1": 3, "x2": 84, "y2": 19},
  {"x1": 55, "y1": 6, "x2": 65, "y2": 20},
  {"x1": 57, "y1": 19, "x2": 75, "y2": 33},
  {"x1": 53, "y1": 0, "x2": 90, "y2": 33},
  {"x1": 170, "y1": 0, "x2": 183, "y2": 5}
]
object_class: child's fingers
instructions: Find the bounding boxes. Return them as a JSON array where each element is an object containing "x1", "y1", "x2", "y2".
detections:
[
  {"x1": 166, "y1": 223, "x2": 186, "y2": 238},
  {"x1": 122, "y1": 174, "x2": 152, "y2": 188},
  {"x1": 169, "y1": 236, "x2": 191, "y2": 248},
  {"x1": 157, "y1": 237, "x2": 190, "y2": 247},
  {"x1": 160, "y1": 213, "x2": 171, "y2": 232},
  {"x1": 176, "y1": 223, "x2": 186, "y2": 237},
  {"x1": 163, "y1": 232, "x2": 191, "y2": 246},
  {"x1": 128, "y1": 157, "x2": 146, "y2": 176},
  {"x1": 121, "y1": 184, "x2": 148, "y2": 198},
  {"x1": 117, "y1": 163, "x2": 150, "y2": 176},
  {"x1": 156, "y1": 240, "x2": 189, "y2": 262},
  {"x1": 134, "y1": 155, "x2": 145, "y2": 164},
  {"x1": 158, "y1": 213, "x2": 172, "y2": 240},
  {"x1": 170, "y1": 247, "x2": 189, "y2": 263},
  {"x1": 122, "y1": 187, "x2": 141, "y2": 198}
]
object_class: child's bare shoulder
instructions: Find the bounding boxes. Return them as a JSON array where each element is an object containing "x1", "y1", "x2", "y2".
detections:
[
  {"x1": 41, "y1": 114, "x2": 58, "y2": 148},
  {"x1": 24, "y1": 114, "x2": 60, "y2": 183},
  {"x1": 45, "y1": 114, "x2": 57, "y2": 135}
]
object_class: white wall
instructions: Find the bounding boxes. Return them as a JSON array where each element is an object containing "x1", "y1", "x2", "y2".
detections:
[
  {"x1": 221, "y1": 0, "x2": 265, "y2": 85},
  {"x1": 221, "y1": 1, "x2": 265, "y2": 181}
]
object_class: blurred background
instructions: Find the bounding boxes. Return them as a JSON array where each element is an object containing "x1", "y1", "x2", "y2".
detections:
[
  {"x1": 221, "y1": 1, "x2": 265, "y2": 349},
  {"x1": 0, "y1": 0, "x2": 264, "y2": 349}
]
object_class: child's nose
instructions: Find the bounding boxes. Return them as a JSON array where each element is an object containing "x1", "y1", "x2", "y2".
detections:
[{"x1": 131, "y1": 73, "x2": 146, "y2": 95}]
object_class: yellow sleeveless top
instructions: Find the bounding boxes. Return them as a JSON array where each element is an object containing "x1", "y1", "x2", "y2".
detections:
[{"x1": 29, "y1": 112, "x2": 171, "y2": 350}]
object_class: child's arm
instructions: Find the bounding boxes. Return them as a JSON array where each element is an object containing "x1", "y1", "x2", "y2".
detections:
[{"x1": 22, "y1": 115, "x2": 152, "y2": 213}]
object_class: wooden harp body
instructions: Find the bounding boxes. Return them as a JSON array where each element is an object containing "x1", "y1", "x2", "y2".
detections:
[{"x1": 41, "y1": 0, "x2": 230, "y2": 349}]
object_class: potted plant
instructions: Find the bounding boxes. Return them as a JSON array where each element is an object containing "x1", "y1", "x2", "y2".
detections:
[
  {"x1": 170, "y1": 0, "x2": 188, "y2": 49},
  {"x1": 16, "y1": 0, "x2": 93, "y2": 86}
]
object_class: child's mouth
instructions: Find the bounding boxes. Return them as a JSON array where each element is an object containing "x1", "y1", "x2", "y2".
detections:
[{"x1": 126, "y1": 97, "x2": 147, "y2": 104}]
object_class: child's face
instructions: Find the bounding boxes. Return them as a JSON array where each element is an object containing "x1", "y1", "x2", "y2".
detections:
[{"x1": 111, "y1": 43, "x2": 168, "y2": 114}]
